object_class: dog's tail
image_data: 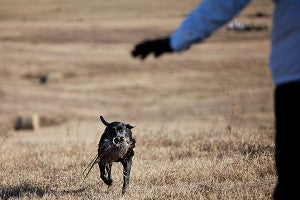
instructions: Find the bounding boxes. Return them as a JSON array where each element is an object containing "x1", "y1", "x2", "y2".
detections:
[{"x1": 79, "y1": 154, "x2": 100, "y2": 186}]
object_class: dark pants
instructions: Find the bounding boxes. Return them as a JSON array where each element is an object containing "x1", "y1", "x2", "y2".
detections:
[{"x1": 274, "y1": 81, "x2": 300, "y2": 200}]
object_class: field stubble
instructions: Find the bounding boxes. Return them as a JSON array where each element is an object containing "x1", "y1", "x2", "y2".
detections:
[{"x1": 0, "y1": 0, "x2": 275, "y2": 199}]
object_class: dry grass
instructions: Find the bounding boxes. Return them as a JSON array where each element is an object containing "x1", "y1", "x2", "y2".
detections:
[
  {"x1": 0, "y1": 0, "x2": 275, "y2": 199},
  {"x1": 1, "y1": 126, "x2": 275, "y2": 200}
]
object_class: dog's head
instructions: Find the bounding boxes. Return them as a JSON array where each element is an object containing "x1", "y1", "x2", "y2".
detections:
[{"x1": 100, "y1": 116, "x2": 135, "y2": 145}]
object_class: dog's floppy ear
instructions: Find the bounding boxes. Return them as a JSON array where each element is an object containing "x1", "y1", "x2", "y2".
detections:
[
  {"x1": 100, "y1": 116, "x2": 110, "y2": 126},
  {"x1": 126, "y1": 124, "x2": 135, "y2": 129}
]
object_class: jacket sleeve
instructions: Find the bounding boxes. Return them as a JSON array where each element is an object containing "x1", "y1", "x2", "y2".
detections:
[{"x1": 170, "y1": 0, "x2": 251, "y2": 51}]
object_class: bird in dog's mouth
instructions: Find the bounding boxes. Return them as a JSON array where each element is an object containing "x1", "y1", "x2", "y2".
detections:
[{"x1": 112, "y1": 136, "x2": 130, "y2": 147}]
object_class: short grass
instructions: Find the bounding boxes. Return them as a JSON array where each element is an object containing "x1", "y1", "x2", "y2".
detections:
[{"x1": 1, "y1": 124, "x2": 275, "y2": 199}]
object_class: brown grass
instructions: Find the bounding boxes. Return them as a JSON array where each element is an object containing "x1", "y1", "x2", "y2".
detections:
[{"x1": 0, "y1": 0, "x2": 275, "y2": 199}]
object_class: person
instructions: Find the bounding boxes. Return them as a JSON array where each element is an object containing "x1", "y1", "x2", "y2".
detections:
[{"x1": 131, "y1": 0, "x2": 300, "y2": 199}]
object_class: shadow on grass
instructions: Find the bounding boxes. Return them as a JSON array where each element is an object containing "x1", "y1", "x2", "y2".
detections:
[
  {"x1": 0, "y1": 182, "x2": 47, "y2": 200},
  {"x1": 0, "y1": 181, "x2": 86, "y2": 199}
]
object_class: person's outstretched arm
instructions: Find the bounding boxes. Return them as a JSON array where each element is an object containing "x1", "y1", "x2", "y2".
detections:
[{"x1": 132, "y1": 0, "x2": 251, "y2": 60}]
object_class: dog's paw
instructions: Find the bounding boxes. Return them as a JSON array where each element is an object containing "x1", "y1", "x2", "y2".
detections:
[{"x1": 104, "y1": 179, "x2": 113, "y2": 186}]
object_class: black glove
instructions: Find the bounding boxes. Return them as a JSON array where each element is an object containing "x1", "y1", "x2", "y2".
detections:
[{"x1": 131, "y1": 37, "x2": 173, "y2": 60}]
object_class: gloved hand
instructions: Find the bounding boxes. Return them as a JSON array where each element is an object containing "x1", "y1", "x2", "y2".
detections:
[{"x1": 131, "y1": 37, "x2": 173, "y2": 60}]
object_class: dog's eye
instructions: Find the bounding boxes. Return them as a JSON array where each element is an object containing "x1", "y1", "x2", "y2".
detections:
[{"x1": 111, "y1": 126, "x2": 123, "y2": 131}]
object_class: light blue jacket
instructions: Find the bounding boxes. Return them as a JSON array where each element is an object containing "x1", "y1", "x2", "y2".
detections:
[{"x1": 170, "y1": 0, "x2": 300, "y2": 86}]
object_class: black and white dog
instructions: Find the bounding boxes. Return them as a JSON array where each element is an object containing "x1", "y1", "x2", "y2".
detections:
[
  {"x1": 97, "y1": 116, "x2": 136, "y2": 195},
  {"x1": 83, "y1": 116, "x2": 136, "y2": 195}
]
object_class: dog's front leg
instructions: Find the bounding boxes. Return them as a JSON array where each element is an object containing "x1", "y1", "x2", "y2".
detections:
[
  {"x1": 105, "y1": 163, "x2": 113, "y2": 186},
  {"x1": 121, "y1": 157, "x2": 132, "y2": 195},
  {"x1": 98, "y1": 162, "x2": 112, "y2": 186}
]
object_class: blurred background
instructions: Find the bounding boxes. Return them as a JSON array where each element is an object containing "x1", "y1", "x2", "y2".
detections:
[{"x1": 0, "y1": 0, "x2": 273, "y2": 137}]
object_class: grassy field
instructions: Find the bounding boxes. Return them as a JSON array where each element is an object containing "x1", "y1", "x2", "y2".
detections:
[{"x1": 0, "y1": 0, "x2": 275, "y2": 199}]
